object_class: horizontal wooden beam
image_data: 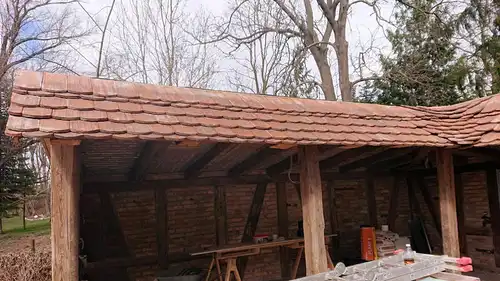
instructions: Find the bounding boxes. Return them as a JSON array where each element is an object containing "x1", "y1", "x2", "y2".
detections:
[
  {"x1": 184, "y1": 143, "x2": 231, "y2": 179},
  {"x1": 339, "y1": 148, "x2": 405, "y2": 173},
  {"x1": 83, "y1": 161, "x2": 499, "y2": 193},
  {"x1": 319, "y1": 146, "x2": 378, "y2": 170},
  {"x1": 229, "y1": 146, "x2": 291, "y2": 176},
  {"x1": 84, "y1": 252, "x2": 208, "y2": 272}
]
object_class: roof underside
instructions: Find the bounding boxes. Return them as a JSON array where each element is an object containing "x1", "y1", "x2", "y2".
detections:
[{"x1": 7, "y1": 71, "x2": 500, "y2": 147}]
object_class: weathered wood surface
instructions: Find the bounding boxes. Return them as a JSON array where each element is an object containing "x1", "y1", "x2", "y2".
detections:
[
  {"x1": 436, "y1": 149, "x2": 460, "y2": 257},
  {"x1": 50, "y1": 141, "x2": 80, "y2": 281},
  {"x1": 214, "y1": 185, "x2": 228, "y2": 246},
  {"x1": 276, "y1": 182, "x2": 290, "y2": 279},
  {"x1": 155, "y1": 186, "x2": 168, "y2": 268},
  {"x1": 299, "y1": 145, "x2": 328, "y2": 275},
  {"x1": 486, "y1": 168, "x2": 500, "y2": 266}
]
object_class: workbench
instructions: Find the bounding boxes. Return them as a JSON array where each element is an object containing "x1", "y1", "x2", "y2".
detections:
[{"x1": 191, "y1": 235, "x2": 337, "y2": 281}]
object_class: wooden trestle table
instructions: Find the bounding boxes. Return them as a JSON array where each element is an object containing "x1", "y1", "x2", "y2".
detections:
[{"x1": 191, "y1": 234, "x2": 337, "y2": 281}]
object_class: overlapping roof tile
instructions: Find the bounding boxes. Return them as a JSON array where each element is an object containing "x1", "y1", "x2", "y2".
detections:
[{"x1": 5, "y1": 70, "x2": 500, "y2": 147}]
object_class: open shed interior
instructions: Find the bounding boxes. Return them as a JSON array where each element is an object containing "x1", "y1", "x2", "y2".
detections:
[{"x1": 6, "y1": 70, "x2": 500, "y2": 281}]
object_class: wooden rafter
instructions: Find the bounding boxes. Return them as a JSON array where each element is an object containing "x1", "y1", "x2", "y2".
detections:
[
  {"x1": 339, "y1": 148, "x2": 408, "y2": 173},
  {"x1": 129, "y1": 141, "x2": 169, "y2": 181},
  {"x1": 266, "y1": 154, "x2": 297, "y2": 176},
  {"x1": 415, "y1": 177, "x2": 442, "y2": 236},
  {"x1": 238, "y1": 182, "x2": 268, "y2": 279},
  {"x1": 230, "y1": 146, "x2": 283, "y2": 176},
  {"x1": 319, "y1": 146, "x2": 376, "y2": 170},
  {"x1": 387, "y1": 177, "x2": 400, "y2": 232},
  {"x1": 276, "y1": 182, "x2": 290, "y2": 279},
  {"x1": 369, "y1": 149, "x2": 418, "y2": 171},
  {"x1": 184, "y1": 143, "x2": 231, "y2": 179},
  {"x1": 366, "y1": 176, "x2": 378, "y2": 227}
]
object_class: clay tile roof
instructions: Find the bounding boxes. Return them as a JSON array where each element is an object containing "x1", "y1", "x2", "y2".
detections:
[{"x1": 6, "y1": 70, "x2": 500, "y2": 147}]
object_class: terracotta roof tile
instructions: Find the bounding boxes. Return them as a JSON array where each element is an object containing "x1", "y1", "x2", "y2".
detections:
[
  {"x1": 22, "y1": 107, "x2": 52, "y2": 118},
  {"x1": 11, "y1": 92, "x2": 40, "y2": 107},
  {"x1": 42, "y1": 72, "x2": 67, "y2": 93},
  {"x1": 8, "y1": 70, "x2": 500, "y2": 147},
  {"x1": 39, "y1": 119, "x2": 69, "y2": 133},
  {"x1": 53, "y1": 108, "x2": 80, "y2": 120},
  {"x1": 98, "y1": 122, "x2": 127, "y2": 134},
  {"x1": 8, "y1": 103, "x2": 23, "y2": 115},
  {"x1": 14, "y1": 70, "x2": 42, "y2": 90},
  {"x1": 7, "y1": 116, "x2": 39, "y2": 132},
  {"x1": 40, "y1": 96, "x2": 67, "y2": 109},
  {"x1": 68, "y1": 99, "x2": 94, "y2": 111},
  {"x1": 80, "y1": 110, "x2": 108, "y2": 122},
  {"x1": 67, "y1": 75, "x2": 92, "y2": 94}
]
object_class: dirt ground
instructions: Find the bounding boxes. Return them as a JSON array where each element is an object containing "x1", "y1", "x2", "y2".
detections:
[{"x1": 0, "y1": 234, "x2": 50, "y2": 255}]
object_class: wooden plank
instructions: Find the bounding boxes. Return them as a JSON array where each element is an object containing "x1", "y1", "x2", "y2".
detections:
[
  {"x1": 155, "y1": 186, "x2": 168, "y2": 268},
  {"x1": 299, "y1": 145, "x2": 327, "y2": 275},
  {"x1": 365, "y1": 176, "x2": 378, "y2": 227},
  {"x1": 327, "y1": 181, "x2": 339, "y2": 260},
  {"x1": 276, "y1": 182, "x2": 290, "y2": 279},
  {"x1": 238, "y1": 182, "x2": 268, "y2": 279},
  {"x1": 319, "y1": 146, "x2": 377, "y2": 170},
  {"x1": 387, "y1": 176, "x2": 400, "y2": 232},
  {"x1": 129, "y1": 141, "x2": 168, "y2": 181},
  {"x1": 267, "y1": 154, "x2": 297, "y2": 176},
  {"x1": 455, "y1": 173, "x2": 467, "y2": 255},
  {"x1": 339, "y1": 148, "x2": 409, "y2": 173},
  {"x1": 407, "y1": 178, "x2": 423, "y2": 218},
  {"x1": 368, "y1": 150, "x2": 418, "y2": 171},
  {"x1": 486, "y1": 168, "x2": 500, "y2": 266},
  {"x1": 50, "y1": 142, "x2": 80, "y2": 281},
  {"x1": 229, "y1": 146, "x2": 287, "y2": 176},
  {"x1": 415, "y1": 177, "x2": 442, "y2": 236},
  {"x1": 184, "y1": 143, "x2": 231, "y2": 179},
  {"x1": 436, "y1": 148, "x2": 460, "y2": 257},
  {"x1": 214, "y1": 185, "x2": 228, "y2": 246}
]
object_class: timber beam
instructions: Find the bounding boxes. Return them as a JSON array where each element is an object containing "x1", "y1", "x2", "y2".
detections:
[
  {"x1": 129, "y1": 141, "x2": 169, "y2": 181},
  {"x1": 49, "y1": 139, "x2": 81, "y2": 281},
  {"x1": 184, "y1": 143, "x2": 231, "y2": 179},
  {"x1": 486, "y1": 168, "x2": 500, "y2": 266},
  {"x1": 299, "y1": 145, "x2": 327, "y2": 275},
  {"x1": 436, "y1": 148, "x2": 460, "y2": 257},
  {"x1": 229, "y1": 145, "x2": 294, "y2": 176},
  {"x1": 319, "y1": 146, "x2": 378, "y2": 171},
  {"x1": 339, "y1": 148, "x2": 408, "y2": 173}
]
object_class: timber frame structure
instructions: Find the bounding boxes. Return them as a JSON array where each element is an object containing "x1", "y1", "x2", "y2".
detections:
[{"x1": 6, "y1": 70, "x2": 500, "y2": 281}]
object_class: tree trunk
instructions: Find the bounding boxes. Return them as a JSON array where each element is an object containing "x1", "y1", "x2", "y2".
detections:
[
  {"x1": 22, "y1": 194, "x2": 26, "y2": 230},
  {"x1": 0, "y1": 217, "x2": 3, "y2": 234},
  {"x1": 335, "y1": 36, "x2": 352, "y2": 102},
  {"x1": 310, "y1": 47, "x2": 336, "y2": 101}
]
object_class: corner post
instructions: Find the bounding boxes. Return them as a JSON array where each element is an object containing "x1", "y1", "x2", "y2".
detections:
[
  {"x1": 299, "y1": 145, "x2": 327, "y2": 275},
  {"x1": 49, "y1": 139, "x2": 81, "y2": 281},
  {"x1": 436, "y1": 148, "x2": 460, "y2": 257}
]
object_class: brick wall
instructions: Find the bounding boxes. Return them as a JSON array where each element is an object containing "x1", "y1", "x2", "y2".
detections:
[{"x1": 82, "y1": 169, "x2": 496, "y2": 280}]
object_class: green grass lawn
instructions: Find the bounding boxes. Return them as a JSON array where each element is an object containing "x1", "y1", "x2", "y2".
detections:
[{"x1": 0, "y1": 216, "x2": 50, "y2": 237}]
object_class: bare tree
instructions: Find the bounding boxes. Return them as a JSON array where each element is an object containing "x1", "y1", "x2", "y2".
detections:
[
  {"x1": 99, "y1": 0, "x2": 218, "y2": 88},
  {"x1": 210, "y1": 0, "x2": 389, "y2": 101}
]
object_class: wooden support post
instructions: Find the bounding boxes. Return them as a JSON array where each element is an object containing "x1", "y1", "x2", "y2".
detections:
[
  {"x1": 455, "y1": 174, "x2": 467, "y2": 255},
  {"x1": 436, "y1": 149, "x2": 460, "y2": 257},
  {"x1": 387, "y1": 177, "x2": 400, "y2": 232},
  {"x1": 299, "y1": 145, "x2": 327, "y2": 275},
  {"x1": 50, "y1": 140, "x2": 81, "y2": 281},
  {"x1": 276, "y1": 182, "x2": 290, "y2": 279},
  {"x1": 486, "y1": 168, "x2": 500, "y2": 266},
  {"x1": 238, "y1": 182, "x2": 268, "y2": 279},
  {"x1": 214, "y1": 186, "x2": 228, "y2": 246},
  {"x1": 365, "y1": 176, "x2": 378, "y2": 227},
  {"x1": 155, "y1": 186, "x2": 168, "y2": 268},
  {"x1": 327, "y1": 181, "x2": 339, "y2": 261}
]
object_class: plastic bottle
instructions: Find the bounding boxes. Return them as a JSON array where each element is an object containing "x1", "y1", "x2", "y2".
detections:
[{"x1": 403, "y1": 244, "x2": 415, "y2": 265}]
